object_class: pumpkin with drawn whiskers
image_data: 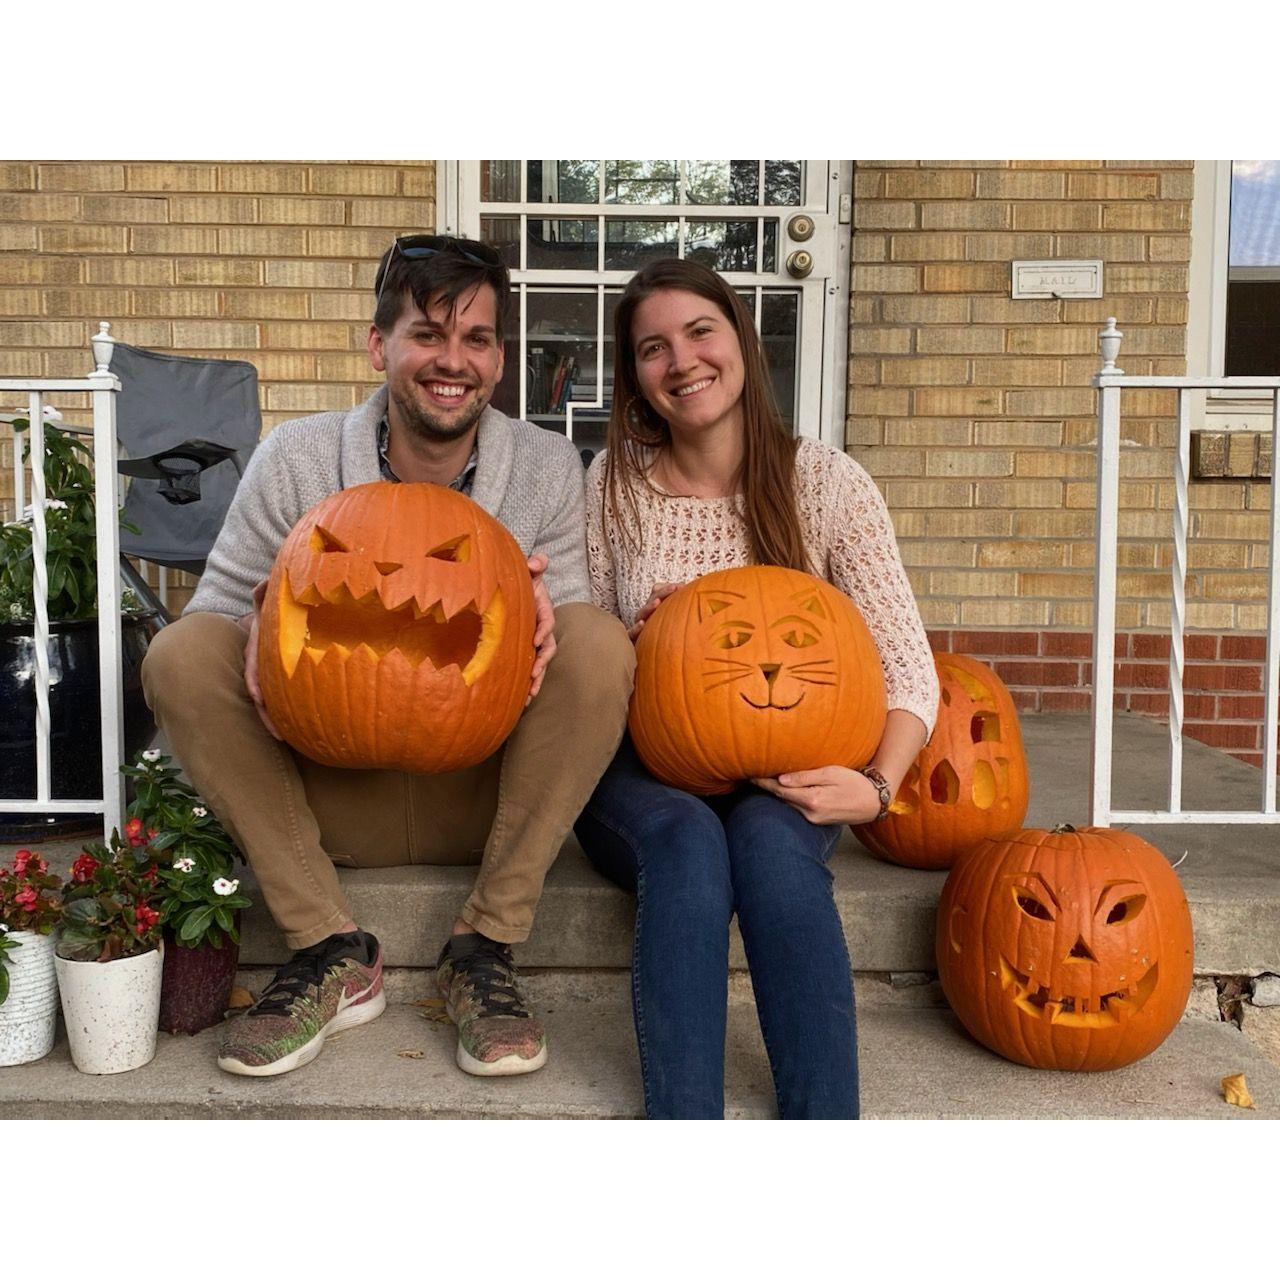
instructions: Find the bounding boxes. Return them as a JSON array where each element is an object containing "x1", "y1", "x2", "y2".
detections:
[
  {"x1": 257, "y1": 482, "x2": 535, "y2": 774},
  {"x1": 628, "y1": 565, "x2": 888, "y2": 795},
  {"x1": 937, "y1": 825, "x2": 1194, "y2": 1071}
]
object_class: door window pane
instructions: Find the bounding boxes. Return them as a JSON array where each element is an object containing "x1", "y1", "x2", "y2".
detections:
[
  {"x1": 527, "y1": 218, "x2": 599, "y2": 271},
  {"x1": 762, "y1": 219, "x2": 778, "y2": 273},
  {"x1": 685, "y1": 220, "x2": 759, "y2": 272},
  {"x1": 761, "y1": 291, "x2": 800, "y2": 428},
  {"x1": 764, "y1": 161, "x2": 803, "y2": 206},
  {"x1": 1226, "y1": 160, "x2": 1280, "y2": 375},
  {"x1": 528, "y1": 160, "x2": 599, "y2": 204},
  {"x1": 481, "y1": 161, "x2": 520, "y2": 202},
  {"x1": 606, "y1": 161, "x2": 678, "y2": 204},
  {"x1": 604, "y1": 219, "x2": 678, "y2": 269},
  {"x1": 480, "y1": 216, "x2": 520, "y2": 268},
  {"x1": 686, "y1": 161, "x2": 760, "y2": 205}
]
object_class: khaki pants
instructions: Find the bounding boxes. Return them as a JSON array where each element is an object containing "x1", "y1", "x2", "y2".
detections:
[{"x1": 141, "y1": 602, "x2": 634, "y2": 951}]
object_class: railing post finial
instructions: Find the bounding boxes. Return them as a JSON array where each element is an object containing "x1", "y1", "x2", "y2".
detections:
[
  {"x1": 91, "y1": 321, "x2": 114, "y2": 374},
  {"x1": 1099, "y1": 316, "x2": 1123, "y2": 376}
]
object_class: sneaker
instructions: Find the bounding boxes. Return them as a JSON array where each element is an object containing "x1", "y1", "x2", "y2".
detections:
[
  {"x1": 435, "y1": 933, "x2": 547, "y2": 1076},
  {"x1": 217, "y1": 929, "x2": 385, "y2": 1077}
]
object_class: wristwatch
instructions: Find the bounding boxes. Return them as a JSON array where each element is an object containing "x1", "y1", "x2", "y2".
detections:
[{"x1": 859, "y1": 765, "x2": 893, "y2": 822}]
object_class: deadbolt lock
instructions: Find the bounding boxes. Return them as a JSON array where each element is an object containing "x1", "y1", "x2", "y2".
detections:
[
  {"x1": 787, "y1": 214, "x2": 815, "y2": 241},
  {"x1": 786, "y1": 249, "x2": 814, "y2": 279}
]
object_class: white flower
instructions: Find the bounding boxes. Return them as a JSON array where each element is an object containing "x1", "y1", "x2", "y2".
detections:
[
  {"x1": 142, "y1": 748, "x2": 161, "y2": 762},
  {"x1": 0, "y1": 922, "x2": 9, "y2": 933},
  {"x1": 192, "y1": 806, "x2": 207, "y2": 818},
  {"x1": 45, "y1": 498, "x2": 68, "y2": 511},
  {"x1": 173, "y1": 857, "x2": 195, "y2": 873},
  {"x1": 212, "y1": 878, "x2": 239, "y2": 897}
]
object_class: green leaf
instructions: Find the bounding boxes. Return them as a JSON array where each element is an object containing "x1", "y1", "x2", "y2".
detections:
[
  {"x1": 178, "y1": 905, "x2": 214, "y2": 943},
  {"x1": 0, "y1": 966, "x2": 9, "y2": 1005}
]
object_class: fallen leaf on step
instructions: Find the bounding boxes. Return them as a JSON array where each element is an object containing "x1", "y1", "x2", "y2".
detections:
[
  {"x1": 1221, "y1": 1073, "x2": 1256, "y2": 1109},
  {"x1": 396, "y1": 1049, "x2": 425, "y2": 1059},
  {"x1": 227, "y1": 986, "x2": 255, "y2": 1010},
  {"x1": 412, "y1": 997, "x2": 450, "y2": 1024}
]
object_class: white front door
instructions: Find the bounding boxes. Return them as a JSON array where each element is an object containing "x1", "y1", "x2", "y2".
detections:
[{"x1": 440, "y1": 160, "x2": 850, "y2": 460}]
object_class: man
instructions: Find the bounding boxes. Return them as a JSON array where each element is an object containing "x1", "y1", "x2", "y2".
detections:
[{"x1": 141, "y1": 235, "x2": 634, "y2": 1079}]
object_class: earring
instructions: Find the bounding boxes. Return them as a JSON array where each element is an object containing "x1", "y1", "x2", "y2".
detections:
[{"x1": 623, "y1": 396, "x2": 664, "y2": 446}]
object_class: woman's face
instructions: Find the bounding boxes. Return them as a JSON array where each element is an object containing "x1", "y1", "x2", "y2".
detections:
[{"x1": 630, "y1": 288, "x2": 746, "y2": 440}]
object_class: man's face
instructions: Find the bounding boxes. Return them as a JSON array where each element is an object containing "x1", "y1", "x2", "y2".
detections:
[{"x1": 368, "y1": 283, "x2": 505, "y2": 443}]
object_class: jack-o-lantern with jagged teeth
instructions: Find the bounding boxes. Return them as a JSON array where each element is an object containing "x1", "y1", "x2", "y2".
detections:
[
  {"x1": 936, "y1": 825, "x2": 1194, "y2": 1071},
  {"x1": 257, "y1": 482, "x2": 535, "y2": 775}
]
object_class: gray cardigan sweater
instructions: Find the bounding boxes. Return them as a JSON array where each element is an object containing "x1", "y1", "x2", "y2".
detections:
[{"x1": 186, "y1": 387, "x2": 591, "y2": 617}]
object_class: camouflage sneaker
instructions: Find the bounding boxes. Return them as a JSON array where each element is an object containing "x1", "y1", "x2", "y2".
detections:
[
  {"x1": 435, "y1": 933, "x2": 547, "y2": 1076},
  {"x1": 217, "y1": 929, "x2": 385, "y2": 1077}
]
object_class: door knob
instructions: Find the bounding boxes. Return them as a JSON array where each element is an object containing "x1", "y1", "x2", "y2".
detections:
[
  {"x1": 787, "y1": 214, "x2": 815, "y2": 242},
  {"x1": 786, "y1": 249, "x2": 814, "y2": 278}
]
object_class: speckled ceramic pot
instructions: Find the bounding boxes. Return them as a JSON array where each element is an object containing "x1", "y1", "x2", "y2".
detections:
[
  {"x1": 0, "y1": 930, "x2": 59, "y2": 1067},
  {"x1": 55, "y1": 942, "x2": 162, "y2": 1075}
]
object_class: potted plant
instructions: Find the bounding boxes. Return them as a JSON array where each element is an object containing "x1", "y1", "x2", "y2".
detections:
[
  {"x1": 0, "y1": 849, "x2": 62, "y2": 1067},
  {"x1": 123, "y1": 749, "x2": 252, "y2": 1035},
  {"x1": 55, "y1": 833, "x2": 164, "y2": 1074},
  {"x1": 0, "y1": 408, "x2": 161, "y2": 840}
]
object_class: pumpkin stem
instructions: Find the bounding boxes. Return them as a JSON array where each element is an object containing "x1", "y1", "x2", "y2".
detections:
[{"x1": 1051, "y1": 822, "x2": 1078, "y2": 835}]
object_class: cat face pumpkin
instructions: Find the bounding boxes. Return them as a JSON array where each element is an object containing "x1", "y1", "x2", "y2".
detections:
[{"x1": 628, "y1": 565, "x2": 888, "y2": 794}]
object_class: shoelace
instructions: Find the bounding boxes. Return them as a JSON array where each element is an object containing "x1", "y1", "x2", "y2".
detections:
[
  {"x1": 250, "y1": 947, "x2": 343, "y2": 1018},
  {"x1": 450, "y1": 946, "x2": 531, "y2": 1019}
]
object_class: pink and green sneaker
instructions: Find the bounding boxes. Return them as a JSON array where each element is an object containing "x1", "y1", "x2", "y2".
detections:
[
  {"x1": 435, "y1": 934, "x2": 547, "y2": 1076},
  {"x1": 218, "y1": 929, "x2": 385, "y2": 1077}
]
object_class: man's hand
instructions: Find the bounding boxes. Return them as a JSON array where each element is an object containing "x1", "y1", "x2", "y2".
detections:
[
  {"x1": 241, "y1": 579, "x2": 283, "y2": 740},
  {"x1": 526, "y1": 552, "x2": 556, "y2": 705},
  {"x1": 628, "y1": 581, "x2": 681, "y2": 642},
  {"x1": 752, "y1": 765, "x2": 883, "y2": 826}
]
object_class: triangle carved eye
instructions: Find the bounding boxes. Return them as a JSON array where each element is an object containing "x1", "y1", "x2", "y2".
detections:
[
  {"x1": 310, "y1": 525, "x2": 350, "y2": 554},
  {"x1": 426, "y1": 535, "x2": 471, "y2": 563},
  {"x1": 374, "y1": 561, "x2": 403, "y2": 576}
]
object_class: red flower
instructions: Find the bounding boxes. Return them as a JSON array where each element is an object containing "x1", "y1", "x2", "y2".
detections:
[
  {"x1": 146, "y1": 827, "x2": 159, "y2": 842},
  {"x1": 14, "y1": 886, "x2": 39, "y2": 911},
  {"x1": 71, "y1": 853, "x2": 100, "y2": 885},
  {"x1": 124, "y1": 818, "x2": 147, "y2": 847},
  {"x1": 13, "y1": 848, "x2": 44, "y2": 876},
  {"x1": 141, "y1": 865, "x2": 159, "y2": 883},
  {"x1": 132, "y1": 902, "x2": 160, "y2": 936}
]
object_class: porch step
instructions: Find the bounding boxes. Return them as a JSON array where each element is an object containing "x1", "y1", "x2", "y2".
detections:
[
  {"x1": 235, "y1": 714, "x2": 1280, "y2": 975},
  {"x1": 2, "y1": 971, "x2": 1275, "y2": 1119}
]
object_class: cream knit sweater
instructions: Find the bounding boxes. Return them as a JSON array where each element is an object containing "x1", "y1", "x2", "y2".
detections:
[{"x1": 585, "y1": 438, "x2": 939, "y2": 733}]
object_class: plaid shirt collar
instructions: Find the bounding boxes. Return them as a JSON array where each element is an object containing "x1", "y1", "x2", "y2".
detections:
[{"x1": 377, "y1": 415, "x2": 478, "y2": 495}]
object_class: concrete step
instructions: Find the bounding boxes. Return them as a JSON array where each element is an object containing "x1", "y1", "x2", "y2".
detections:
[
  {"x1": 8, "y1": 714, "x2": 1280, "y2": 976},
  {"x1": 2, "y1": 971, "x2": 1276, "y2": 1119}
]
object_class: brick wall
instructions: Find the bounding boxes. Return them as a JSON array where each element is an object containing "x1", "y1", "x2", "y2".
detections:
[{"x1": 0, "y1": 161, "x2": 436, "y2": 431}]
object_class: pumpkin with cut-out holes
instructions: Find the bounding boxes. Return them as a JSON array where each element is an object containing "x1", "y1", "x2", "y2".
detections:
[
  {"x1": 937, "y1": 825, "x2": 1193, "y2": 1071},
  {"x1": 854, "y1": 653, "x2": 1028, "y2": 869},
  {"x1": 628, "y1": 565, "x2": 887, "y2": 795},
  {"x1": 257, "y1": 482, "x2": 535, "y2": 774}
]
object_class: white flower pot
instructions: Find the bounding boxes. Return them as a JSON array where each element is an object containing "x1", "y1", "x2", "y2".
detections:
[
  {"x1": 0, "y1": 930, "x2": 59, "y2": 1067},
  {"x1": 55, "y1": 941, "x2": 163, "y2": 1075}
]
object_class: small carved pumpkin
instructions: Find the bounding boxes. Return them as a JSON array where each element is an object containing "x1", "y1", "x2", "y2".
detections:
[
  {"x1": 855, "y1": 653, "x2": 1028, "y2": 869},
  {"x1": 258, "y1": 482, "x2": 535, "y2": 774},
  {"x1": 628, "y1": 565, "x2": 888, "y2": 795},
  {"x1": 937, "y1": 825, "x2": 1194, "y2": 1071}
]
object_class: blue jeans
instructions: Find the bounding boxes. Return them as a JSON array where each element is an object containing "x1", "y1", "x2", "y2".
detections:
[{"x1": 574, "y1": 736, "x2": 859, "y2": 1119}]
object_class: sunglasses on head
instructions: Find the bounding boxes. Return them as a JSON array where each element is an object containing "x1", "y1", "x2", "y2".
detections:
[{"x1": 375, "y1": 234, "x2": 503, "y2": 309}]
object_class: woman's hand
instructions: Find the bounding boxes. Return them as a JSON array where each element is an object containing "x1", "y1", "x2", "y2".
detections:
[
  {"x1": 526, "y1": 552, "x2": 557, "y2": 704},
  {"x1": 627, "y1": 581, "x2": 681, "y2": 642},
  {"x1": 752, "y1": 765, "x2": 883, "y2": 826}
]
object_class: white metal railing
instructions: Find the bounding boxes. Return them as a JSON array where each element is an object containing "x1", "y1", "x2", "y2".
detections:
[
  {"x1": 0, "y1": 325, "x2": 125, "y2": 836},
  {"x1": 1090, "y1": 318, "x2": 1280, "y2": 825}
]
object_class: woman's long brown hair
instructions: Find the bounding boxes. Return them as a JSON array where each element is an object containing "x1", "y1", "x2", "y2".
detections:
[{"x1": 602, "y1": 258, "x2": 810, "y2": 573}]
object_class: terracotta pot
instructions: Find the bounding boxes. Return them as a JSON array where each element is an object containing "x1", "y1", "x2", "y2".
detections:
[
  {"x1": 159, "y1": 925, "x2": 240, "y2": 1036},
  {"x1": 0, "y1": 930, "x2": 59, "y2": 1067},
  {"x1": 55, "y1": 941, "x2": 162, "y2": 1074}
]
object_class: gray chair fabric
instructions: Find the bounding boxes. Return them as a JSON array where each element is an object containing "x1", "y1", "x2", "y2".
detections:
[{"x1": 111, "y1": 342, "x2": 261, "y2": 570}]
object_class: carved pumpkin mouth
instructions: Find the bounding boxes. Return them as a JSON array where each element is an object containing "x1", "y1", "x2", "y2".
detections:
[
  {"x1": 275, "y1": 579, "x2": 506, "y2": 687},
  {"x1": 739, "y1": 690, "x2": 806, "y2": 711},
  {"x1": 999, "y1": 955, "x2": 1160, "y2": 1028}
]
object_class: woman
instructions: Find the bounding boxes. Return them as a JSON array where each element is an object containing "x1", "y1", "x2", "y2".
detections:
[{"x1": 575, "y1": 259, "x2": 938, "y2": 1119}]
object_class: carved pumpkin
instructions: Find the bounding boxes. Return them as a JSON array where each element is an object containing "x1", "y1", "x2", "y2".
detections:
[
  {"x1": 628, "y1": 565, "x2": 888, "y2": 795},
  {"x1": 257, "y1": 482, "x2": 535, "y2": 774},
  {"x1": 855, "y1": 653, "x2": 1028, "y2": 869},
  {"x1": 937, "y1": 825, "x2": 1194, "y2": 1071}
]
